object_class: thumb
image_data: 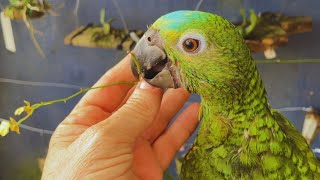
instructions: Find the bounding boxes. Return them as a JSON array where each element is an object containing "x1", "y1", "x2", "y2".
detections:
[{"x1": 101, "y1": 80, "x2": 163, "y2": 142}]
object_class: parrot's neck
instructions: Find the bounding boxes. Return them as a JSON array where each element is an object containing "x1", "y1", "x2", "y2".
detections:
[
  {"x1": 200, "y1": 67, "x2": 269, "y2": 116},
  {"x1": 195, "y1": 66, "x2": 271, "y2": 148}
]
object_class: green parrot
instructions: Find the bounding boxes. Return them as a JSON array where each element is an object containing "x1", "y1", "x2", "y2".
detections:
[{"x1": 130, "y1": 10, "x2": 320, "y2": 179}]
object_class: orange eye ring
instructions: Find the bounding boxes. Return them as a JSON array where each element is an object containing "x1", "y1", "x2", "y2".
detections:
[{"x1": 182, "y1": 38, "x2": 200, "y2": 53}]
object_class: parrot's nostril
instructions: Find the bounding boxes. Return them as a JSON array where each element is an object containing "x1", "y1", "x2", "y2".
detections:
[{"x1": 147, "y1": 36, "x2": 152, "y2": 43}]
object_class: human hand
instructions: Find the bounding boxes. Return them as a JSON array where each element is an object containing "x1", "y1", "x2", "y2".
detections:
[{"x1": 41, "y1": 55, "x2": 200, "y2": 180}]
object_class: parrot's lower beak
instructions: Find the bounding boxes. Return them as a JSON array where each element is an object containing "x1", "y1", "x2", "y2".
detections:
[{"x1": 130, "y1": 30, "x2": 181, "y2": 89}]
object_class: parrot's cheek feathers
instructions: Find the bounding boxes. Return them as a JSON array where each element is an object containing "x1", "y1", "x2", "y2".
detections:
[{"x1": 130, "y1": 30, "x2": 181, "y2": 89}]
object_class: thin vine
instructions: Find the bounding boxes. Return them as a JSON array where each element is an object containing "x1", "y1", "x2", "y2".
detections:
[{"x1": 0, "y1": 53, "x2": 141, "y2": 137}]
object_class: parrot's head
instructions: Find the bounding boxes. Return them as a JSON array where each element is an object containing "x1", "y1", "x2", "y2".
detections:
[{"x1": 131, "y1": 10, "x2": 254, "y2": 98}]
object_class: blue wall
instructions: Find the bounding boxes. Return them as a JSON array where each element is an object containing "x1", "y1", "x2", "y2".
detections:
[{"x1": 0, "y1": 0, "x2": 319, "y2": 179}]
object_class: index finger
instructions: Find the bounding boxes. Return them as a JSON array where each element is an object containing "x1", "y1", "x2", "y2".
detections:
[{"x1": 73, "y1": 54, "x2": 137, "y2": 114}]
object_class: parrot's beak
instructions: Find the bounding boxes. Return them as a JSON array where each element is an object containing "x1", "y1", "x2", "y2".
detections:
[{"x1": 130, "y1": 29, "x2": 181, "y2": 89}]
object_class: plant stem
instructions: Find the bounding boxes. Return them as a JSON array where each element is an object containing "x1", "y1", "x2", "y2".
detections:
[
  {"x1": 32, "y1": 81, "x2": 138, "y2": 109},
  {"x1": 130, "y1": 52, "x2": 142, "y2": 78},
  {"x1": 16, "y1": 81, "x2": 137, "y2": 125},
  {"x1": 255, "y1": 59, "x2": 320, "y2": 64}
]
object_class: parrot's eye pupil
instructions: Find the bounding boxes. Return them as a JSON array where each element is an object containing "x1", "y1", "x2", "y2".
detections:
[
  {"x1": 182, "y1": 38, "x2": 199, "y2": 53},
  {"x1": 178, "y1": 33, "x2": 206, "y2": 54}
]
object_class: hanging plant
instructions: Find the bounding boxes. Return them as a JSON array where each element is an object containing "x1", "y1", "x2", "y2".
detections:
[
  {"x1": 3, "y1": 0, "x2": 53, "y2": 57},
  {"x1": 64, "y1": 9, "x2": 144, "y2": 51},
  {"x1": 236, "y1": 9, "x2": 312, "y2": 58},
  {"x1": 4, "y1": 0, "x2": 50, "y2": 20},
  {"x1": 65, "y1": 8, "x2": 312, "y2": 58}
]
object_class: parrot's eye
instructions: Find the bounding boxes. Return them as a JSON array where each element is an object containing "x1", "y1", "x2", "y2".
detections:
[
  {"x1": 182, "y1": 38, "x2": 199, "y2": 53},
  {"x1": 178, "y1": 33, "x2": 206, "y2": 55}
]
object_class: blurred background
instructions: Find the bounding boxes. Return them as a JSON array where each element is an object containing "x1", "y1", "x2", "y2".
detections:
[{"x1": 0, "y1": 0, "x2": 319, "y2": 179}]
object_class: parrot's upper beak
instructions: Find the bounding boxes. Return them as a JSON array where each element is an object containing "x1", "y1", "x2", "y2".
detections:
[{"x1": 130, "y1": 29, "x2": 181, "y2": 89}]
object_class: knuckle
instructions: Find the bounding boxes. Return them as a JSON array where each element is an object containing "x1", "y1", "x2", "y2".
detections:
[
  {"x1": 126, "y1": 95, "x2": 157, "y2": 116},
  {"x1": 73, "y1": 105, "x2": 107, "y2": 116},
  {"x1": 80, "y1": 105, "x2": 103, "y2": 113}
]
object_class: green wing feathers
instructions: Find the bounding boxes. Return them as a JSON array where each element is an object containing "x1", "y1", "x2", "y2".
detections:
[
  {"x1": 271, "y1": 110, "x2": 320, "y2": 179},
  {"x1": 180, "y1": 110, "x2": 320, "y2": 179}
]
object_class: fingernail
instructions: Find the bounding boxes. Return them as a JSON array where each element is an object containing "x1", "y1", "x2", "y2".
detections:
[{"x1": 139, "y1": 80, "x2": 154, "y2": 89}]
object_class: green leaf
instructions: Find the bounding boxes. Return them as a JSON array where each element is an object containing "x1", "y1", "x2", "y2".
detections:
[
  {"x1": 244, "y1": 9, "x2": 258, "y2": 35},
  {"x1": 9, "y1": 0, "x2": 22, "y2": 6},
  {"x1": 239, "y1": 8, "x2": 247, "y2": 26},
  {"x1": 103, "y1": 23, "x2": 111, "y2": 34},
  {"x1": 100, "y1": 8, "x2": 105, "y2": 25}
]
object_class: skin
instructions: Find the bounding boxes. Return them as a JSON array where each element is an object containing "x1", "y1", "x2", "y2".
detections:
[{"x1": 41, "y1": 55, "x2": 200, "y2": 180}]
